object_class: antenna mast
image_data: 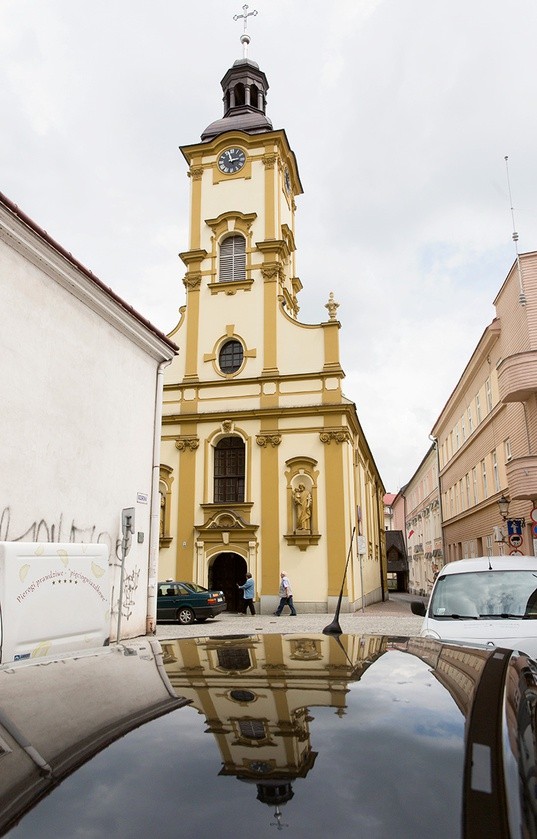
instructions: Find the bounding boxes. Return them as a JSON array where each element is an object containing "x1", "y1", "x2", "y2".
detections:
[{"x1": 504, "y1": 155, "x2": 526, "y2": 306}]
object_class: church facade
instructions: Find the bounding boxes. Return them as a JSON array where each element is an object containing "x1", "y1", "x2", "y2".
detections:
[{"x1": 159, "y1": 42, "x2": 386, "y2": 614}]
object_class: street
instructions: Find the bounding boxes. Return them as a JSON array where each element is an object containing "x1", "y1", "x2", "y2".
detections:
[{"x1": 155, "y1": 592, "x2": 425, "y2": 639}]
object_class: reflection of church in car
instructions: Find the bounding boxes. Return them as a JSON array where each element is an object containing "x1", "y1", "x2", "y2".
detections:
[
  {"x1": 158, "y1": 16, "x2": 386, "y2": 614},
  {"x1": 160, "y1": 633, "x2": 492, "y2": 829}
]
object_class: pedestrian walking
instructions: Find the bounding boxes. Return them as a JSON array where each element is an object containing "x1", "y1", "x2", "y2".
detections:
[
  {"x1": 237, "y1": 572, "x2": 256, "y2": 615},
  {"x1": 273, "y1": 571, "x2": 297, "y2": 616}
]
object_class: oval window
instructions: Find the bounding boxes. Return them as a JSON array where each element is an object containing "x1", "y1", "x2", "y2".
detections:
[{"x1": 219, "y1": 339, "x2": 244, "y2": 374}]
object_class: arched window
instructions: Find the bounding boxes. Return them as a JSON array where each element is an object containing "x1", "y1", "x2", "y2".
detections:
[
  {"x1": 214, "y1": 437, "x2": 245, "y2": 502},
  {"x1": 234, "y1": 83, "x2": 246, "y2": 107},
  {"x1": 219, "y1": 235, "x2": 246, "y2": 282}
]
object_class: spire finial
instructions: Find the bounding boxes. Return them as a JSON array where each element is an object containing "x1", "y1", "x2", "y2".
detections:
[{"x1": 233, "y1": 4, "x2": 258, "y2": 59}]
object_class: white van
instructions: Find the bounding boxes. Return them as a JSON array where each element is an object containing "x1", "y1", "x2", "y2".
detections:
[
  {"x1": 0, "y1": 542, "x2": 110, "y2": 664},
  {"x1": 411, "y1": 556, "x2": 537, "y2": 659}
]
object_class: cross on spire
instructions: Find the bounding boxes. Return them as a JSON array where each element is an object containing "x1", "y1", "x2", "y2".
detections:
[{"x1": 233, "y1": 4, "x2": 258, "y2": 59}]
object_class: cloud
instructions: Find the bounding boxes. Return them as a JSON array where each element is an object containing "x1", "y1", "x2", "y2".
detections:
[{"x1": 1, "y1": 0, "x2": 537, "y2": 490}]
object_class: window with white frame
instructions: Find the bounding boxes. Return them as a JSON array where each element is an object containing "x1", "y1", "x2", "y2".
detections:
[
  {"x1": 461, "y1": 415, "x2": 466, "y2": 441},
  {"x1": 481, "y1": 458, "x2": 488, "y2": 499},
  {"x1": 467, "y1": 406, "x2": 474, "y2": 433},
  {"x1": 476, "y1": 393, "x2": 482, "y2": 423},
  {"x1": 465, "y1": 473, "x2": 471, "y2": 508},
  {"x1": 485, "y1": 378, "x2": 493, "y2": 412},
  {"x1": 492, "y1": 449, "x2": 500, "y2": 492},
  {"x1": 486, "y1": 534, "x2": 493, "y2": 557},
  {"x1": 504, "y1": 437, "x2": 512, "y2": 462},
  {"x1": 472, "y1": 467, "x2": 479, "y2": 505}
]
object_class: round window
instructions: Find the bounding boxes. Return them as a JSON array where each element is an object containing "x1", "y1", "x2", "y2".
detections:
[
  {"x1": 230, "y1": 689, "x2": 256, "y2": 703},
  {"x1": 219, "y1": 339, "x2": 244, "y2": 374}
]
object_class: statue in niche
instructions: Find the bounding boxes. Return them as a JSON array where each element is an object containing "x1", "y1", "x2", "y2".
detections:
[{"x1": 293, "y1": 483, "x2": 312, "y2": 532}]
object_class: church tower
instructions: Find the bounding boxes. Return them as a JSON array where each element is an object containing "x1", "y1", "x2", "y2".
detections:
[{"x1": 160, "y1": 10, "x2": 386, "y2": 615}]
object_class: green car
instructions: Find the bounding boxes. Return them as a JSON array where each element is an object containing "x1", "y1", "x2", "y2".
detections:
[{"x1": 157, "y1": 581, "x2": 226, "y2": 625}]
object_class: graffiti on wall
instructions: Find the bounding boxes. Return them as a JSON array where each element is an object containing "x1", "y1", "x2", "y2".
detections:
[
  {"x1": 0, "y1": 507, "x2": 122, "y2": 559},
  {"x1": 1, "y1": 507, "x2": 146, "y2": 624},
  {"x1": 120, "y1": 566, "x2": 141, "y2": 621}
]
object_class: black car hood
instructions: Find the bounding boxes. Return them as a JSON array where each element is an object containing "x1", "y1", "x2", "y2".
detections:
[{"x1": 1, "y1": 633, "x2": 536, "y2": 838}]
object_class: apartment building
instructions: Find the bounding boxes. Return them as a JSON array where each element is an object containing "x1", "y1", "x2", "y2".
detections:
[
  {"x1": 431, "y1": 252, "x2": 537, "y2": 561},
  {"x1": 402, "y1": 445, "x2": 443, "y2": 595}
]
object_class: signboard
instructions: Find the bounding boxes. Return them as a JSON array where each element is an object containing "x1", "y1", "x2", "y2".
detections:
[
  {"x1": 507, "y1": 519, "x2": 524, "y2": 536},
  {"x1": 509, "y1": 534, "x2": 523, "y2": 548},
  {"x1": 510, "y1": 550, "x2": 525, "y2": 556},
  {"x1": 531, "y1": 508, "x2": 537, "y2": 524}
]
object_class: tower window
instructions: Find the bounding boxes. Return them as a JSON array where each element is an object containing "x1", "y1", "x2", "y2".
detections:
[
  {"x1": 214, "y1": 437, "x2": 245, "y2": 502},
  {"x1": 217, "y1": 646, "x2": 250, "y2": 670},
  {"x1": 219, "y1": 235, "x2": 246, "y2": 282},
  {"x1": 238, "y1": 719, "x2": 265, "y2": 740},
  {"x1": 234, "y1": 83, "x2": 246, "y2": 107},
  {"x1": 219, "y1": 339, "x2": 244, "y2": 374}
]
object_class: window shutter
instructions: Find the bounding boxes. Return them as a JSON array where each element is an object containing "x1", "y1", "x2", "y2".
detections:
[{"x1": 219, "y1": 235, "x2": 246, "y2": 282}]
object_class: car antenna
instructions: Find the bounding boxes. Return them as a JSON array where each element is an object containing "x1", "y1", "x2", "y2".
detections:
[{"x1": 323, "y1": 526, "x2": 356, "y2": 636}]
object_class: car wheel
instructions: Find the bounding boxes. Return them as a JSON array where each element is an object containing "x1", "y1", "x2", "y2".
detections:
[{"x1": 177, "y1": 607, "x2": 195, "y2": 625}]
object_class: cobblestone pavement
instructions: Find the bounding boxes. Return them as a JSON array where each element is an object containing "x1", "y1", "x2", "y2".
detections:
[{"x1": 155, "y1": 593, "x2": 425, "y2": 639}]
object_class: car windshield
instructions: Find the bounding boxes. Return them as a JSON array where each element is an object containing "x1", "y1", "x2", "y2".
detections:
[{"x1": 430, "y1": 569, "x2": 537, "y2": 619}]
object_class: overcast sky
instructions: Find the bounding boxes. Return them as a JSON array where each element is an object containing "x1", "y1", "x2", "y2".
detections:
[{"x1": 2, "y1": 0, "x2": 537, "y2": 492}]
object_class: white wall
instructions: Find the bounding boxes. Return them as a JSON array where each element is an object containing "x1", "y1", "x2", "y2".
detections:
[{"x1": 0, "y1": 204, "x2": 175, "y2": 639}]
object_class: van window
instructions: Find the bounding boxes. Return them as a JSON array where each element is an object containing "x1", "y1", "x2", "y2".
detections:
[{"x1": 430, "y1": 570, "x2": 537, "y2": 619}]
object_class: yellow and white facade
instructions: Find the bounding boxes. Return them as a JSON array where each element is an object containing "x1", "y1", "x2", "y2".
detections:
[{"x1": 159, "y1": 51, "x2": 385, "y2": 612}]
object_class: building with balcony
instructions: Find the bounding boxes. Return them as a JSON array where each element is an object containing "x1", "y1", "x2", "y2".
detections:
[{"x1": 431, "y1": 251, "x2": 537, "y2": 561}]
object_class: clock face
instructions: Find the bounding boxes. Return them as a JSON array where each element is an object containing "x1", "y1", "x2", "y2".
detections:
[
  {"x1": 218, "y1": 148, "x2": 246, "y2": 174},
  {"x1": 284, "y1": 168, "x2": 291, "y2": 193},
  {"x1": 249, "y1": 761, "x2": 272, "y2": 774}
]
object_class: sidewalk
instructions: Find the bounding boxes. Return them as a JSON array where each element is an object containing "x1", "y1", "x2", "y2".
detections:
[{"x1": 155, "y1": 593, "x2": 425, "y2": 640}]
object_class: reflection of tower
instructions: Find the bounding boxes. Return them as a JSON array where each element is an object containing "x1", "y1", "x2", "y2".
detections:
[
  {"x1": 238, "y1": 777, "x2": 294, "y2": 830},
  {"x1": 162, "y1": 632, "x2": 386, "y2": 829}
]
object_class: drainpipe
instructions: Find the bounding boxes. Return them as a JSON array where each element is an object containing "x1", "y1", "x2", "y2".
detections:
[
  {"x1": 429, "y1": 435, "x2": 446, "y2": 568},
  {"x1": 147, "y1": 358, "x2": 172, "y2": 635}
]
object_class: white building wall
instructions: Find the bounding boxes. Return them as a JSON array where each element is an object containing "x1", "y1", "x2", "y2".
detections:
[{"x1": 1, "y1": 199, "x2": 175, "y2": 639}]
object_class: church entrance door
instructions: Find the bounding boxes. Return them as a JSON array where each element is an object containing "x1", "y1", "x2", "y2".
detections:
[{"x1": 209, "y1": 552, "x2": 247, "y2": 613}]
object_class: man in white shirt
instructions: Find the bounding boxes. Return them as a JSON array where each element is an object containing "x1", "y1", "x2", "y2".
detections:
[{"x1": 274, "y1": 571, "x2": 297, "y2": 616}]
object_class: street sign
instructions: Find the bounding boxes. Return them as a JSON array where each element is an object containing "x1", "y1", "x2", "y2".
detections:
[
  {"x1": 509, "y1": 534, "x2": 523, "y2": 548},
  {"x1": 531, "y1": 508, "x2": 537, "y2": 524},
  {"x1": 510, "y1": 549, "x2": 524, "y2": 556},
  {"x1": 507, "y1": 519, "x2": 524, "y2": 536}
]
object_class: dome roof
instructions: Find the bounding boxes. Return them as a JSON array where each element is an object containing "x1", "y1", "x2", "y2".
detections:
[
  {"x1": 201, "y1": 109, "x2": 273, "y2": 142},
  {"x1": 200, "y1": 56, "x2": 272, "y2": 142}
]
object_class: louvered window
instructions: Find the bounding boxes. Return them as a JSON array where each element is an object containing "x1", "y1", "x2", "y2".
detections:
[
  {"x1": 238, "y1": 719, "x2": 265, "y2": 740},
  {"x1": 214, "y1": 437, "x2": 245, "y2": 502},
  {"x1": 219, "y1": 235, "x2": 246, "y2": 282}
]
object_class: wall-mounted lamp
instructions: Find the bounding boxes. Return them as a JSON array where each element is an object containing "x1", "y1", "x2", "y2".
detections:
[{"x1": 498, "y1": 495, "x2": 510, "y2": 521}]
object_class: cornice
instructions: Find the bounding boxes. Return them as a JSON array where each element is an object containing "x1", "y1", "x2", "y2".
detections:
[{"x1": 0, "y1": 206, "x2": 176, "y2": 361}]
